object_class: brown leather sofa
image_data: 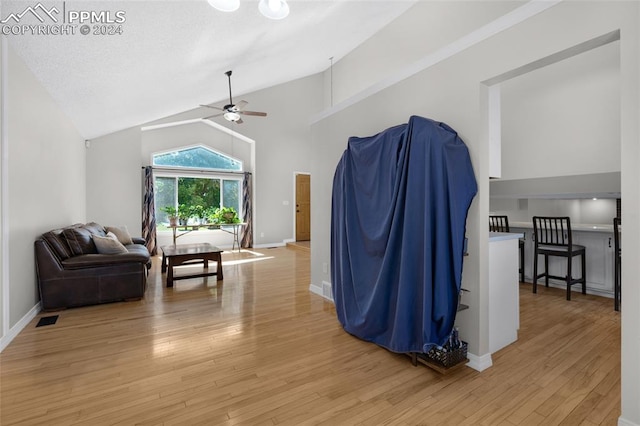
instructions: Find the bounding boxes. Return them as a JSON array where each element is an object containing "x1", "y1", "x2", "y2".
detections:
[{"x1": 35, "y1": 222, "x2": 151, "y2": 311}]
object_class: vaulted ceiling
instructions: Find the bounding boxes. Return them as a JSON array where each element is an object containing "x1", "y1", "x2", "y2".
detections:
[{"x1": 5, "y1": 0, "x2": 416, "y2": 139}]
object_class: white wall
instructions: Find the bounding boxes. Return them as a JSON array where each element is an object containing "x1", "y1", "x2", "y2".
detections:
[
  {"x1": 86, "y1": 127, "x2": 142, "y2": 235},
  {"x1": 86, "y1": 73, "x2": 322, "y2": 248},
  {"x1": 326, "y1": 1, "x2": 525, "y2": 107},
  {"x1": 310, "y1": 3, "x2": 639, "y2": 422},
  {"x1": 500, "y1": 40, "x2": 620, "y2": 181},
  {"x1": 1, "y1": 42, "x2": 85, "y2": 347},
  {"x1": 0, "y1": 37, "x2": 5, "y2": 344},
  {"x1": 620, "y1": 3, "x2": 640, "y2": 423}
]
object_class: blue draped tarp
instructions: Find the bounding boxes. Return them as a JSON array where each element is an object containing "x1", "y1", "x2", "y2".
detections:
[{"x1": 331, "y1": 115, "x2": 477, "y2": 353}]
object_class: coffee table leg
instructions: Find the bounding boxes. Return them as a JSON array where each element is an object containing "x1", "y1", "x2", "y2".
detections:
[
  {"x1": 216, "y1": 253, "x2": 223, "y2": 281},
  {"x1": 161, "y1": 252, "x2": 167, "y2": 273},
  {"x1": 167, "y1": 258, "x2": 174, "y2": 288}
]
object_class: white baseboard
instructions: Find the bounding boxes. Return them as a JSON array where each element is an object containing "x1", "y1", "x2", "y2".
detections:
[
  {"x1": 466, "y1": 352, "x2": 493, "y2": 372},
  {"x1": 0, "y1": 302, "x2": 41, "y2": 352},
  {"x1": 524, "y1": 278, "x2": 614, "y2": 299},
  {"x1": 309, "y1": 283, "x2": 323, "y2": 296},
  {"x1": 309, "y1": 281, "x2": 333, "y2": 302},
  {"x1": 253, "y1": 242, "x2": 286, "y2": 249},
  {"x1": 618, "y1": 417, "x2": 640, "y2": 426}
]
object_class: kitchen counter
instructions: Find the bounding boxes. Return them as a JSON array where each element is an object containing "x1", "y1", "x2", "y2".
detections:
[
  {"x1": 489, "y1": 231, "x2": 524, "y2": 241},
  {"x1": 509, "y1": 222, "x2": 616, "y2": 298},
  {"x1": 510, "y1": 221, "x2": 613, "y2": 232},
  {"x1": 487, "y1": 232, "x2": 522, "y2": 354}
]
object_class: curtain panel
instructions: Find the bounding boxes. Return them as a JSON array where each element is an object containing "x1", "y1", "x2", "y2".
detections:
[
  {"x1": 142, "y1": 166, "x2": 157, "y2": 256},
  {"x1": 240, "y1": 172, "x2": 253, "y2": 248}
]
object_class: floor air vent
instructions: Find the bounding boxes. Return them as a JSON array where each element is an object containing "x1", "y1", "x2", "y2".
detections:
[{"x1": 36, "y1": 315, "x2": 59, "y2": 327}]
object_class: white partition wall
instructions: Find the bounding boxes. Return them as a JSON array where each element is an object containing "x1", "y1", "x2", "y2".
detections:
[{"x1": 310, "y1": 2, "x2": 639, "y2": 423}]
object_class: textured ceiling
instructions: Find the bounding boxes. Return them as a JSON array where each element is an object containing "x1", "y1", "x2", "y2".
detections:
[{"x1": 5, "y1": 0, "x2": 416, "y2": 139}]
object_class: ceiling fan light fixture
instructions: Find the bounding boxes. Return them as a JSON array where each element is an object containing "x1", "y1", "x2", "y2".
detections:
[
  {"x1": 259, "y1": 0, "x2": 289, "y2": 20},
  {"x1": 224, "y1": 111, "x2": 241, "y2": 122},
  {"x1": 207, "y1": 0, "x2": 239, "y2": 12}
]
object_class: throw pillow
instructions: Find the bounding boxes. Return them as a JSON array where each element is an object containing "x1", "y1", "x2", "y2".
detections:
[
  {"x1": 105, "y1": 226, "x2": 133, "y2": 246},
  {"x1": 82, "y1": 222, "x2": 107, "y2": 237},
  {"x1": 93, "y1": 234, "x2": 128, "y2": 255}
]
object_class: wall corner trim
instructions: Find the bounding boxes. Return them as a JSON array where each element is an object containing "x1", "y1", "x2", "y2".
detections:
[
  {"x1": 0, "y1": 302, "x2": 40, "y2": 353},
  {"x1": 617, "y1": 418, "x2": 640, "y2": 426},
  {"x1": 141, "y1": 118, "x2": 255, "y2": 145},
  {"x1": 466, "y1": 352, "x2": 493, "y2": 372}
]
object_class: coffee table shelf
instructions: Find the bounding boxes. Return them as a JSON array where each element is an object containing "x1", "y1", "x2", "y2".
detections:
[{"x1": 161, "y1": 243, "x2": 223, "y2": 288}]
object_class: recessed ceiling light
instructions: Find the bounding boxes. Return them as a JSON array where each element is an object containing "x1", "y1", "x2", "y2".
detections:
[
  {"x1": 208, "y1": 0, "x2": 239, "y2": 12},
  {"x1": 258, "y1": 0, "x2": 290, "y2": 19}
]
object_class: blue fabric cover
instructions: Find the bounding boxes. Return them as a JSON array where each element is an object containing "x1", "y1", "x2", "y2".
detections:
[{"x1": 331, "y1": 115, "x2": 477, "y2": 353}]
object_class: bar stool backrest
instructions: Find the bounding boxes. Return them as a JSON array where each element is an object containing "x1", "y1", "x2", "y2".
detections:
[
  {"x1": 489, "y1": 215, "x2": 510, "y2": 232},
  {"x1": 533, "y1": 216, "x2": 573, "y2": 248}
]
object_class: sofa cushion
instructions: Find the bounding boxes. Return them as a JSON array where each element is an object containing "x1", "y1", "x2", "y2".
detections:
[
  {"x1": 105, "y1": 226, "x2": 133, "y2": 245},
  {"x1": 93, "y1": 233, "x2": 128, "y2": 255},
  {"x1": 83, "y1": 222, "x2": 107, "y2": 237},
  {"x1": 42, "y1": 230, "x2": 72, "y2": 260},
  {"x1": 63, "y1": 227, "x2": 97, "y2": 256}
]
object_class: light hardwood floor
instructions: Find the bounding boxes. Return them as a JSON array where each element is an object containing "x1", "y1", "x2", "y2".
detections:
[{"x1": 1, "y1": 247, "x2": 620, "y2": 425}]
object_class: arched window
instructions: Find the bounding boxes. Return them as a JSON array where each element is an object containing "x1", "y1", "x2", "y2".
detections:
[
  {"x1": 152, "y1": 146, "x2": 243, "y2": 227},
  {"x1": 152, "y1": 145, "x2": 242, "y2": 171}
]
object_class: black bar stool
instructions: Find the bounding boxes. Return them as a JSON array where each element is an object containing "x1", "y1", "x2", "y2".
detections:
[
  {"x1": 489, "y1": 215, "x2": 525, "y2": 283},
  {"x1": 613, "y1": 217, "x2": 621, "y2": 311},
  {"x1": 532, "y1": 216, "x2": 586, "y2": 300}
]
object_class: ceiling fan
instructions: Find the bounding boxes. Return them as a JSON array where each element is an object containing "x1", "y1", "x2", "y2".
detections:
[{"x1": 200, "y1": 70, "x2": 267, "y2": 124}]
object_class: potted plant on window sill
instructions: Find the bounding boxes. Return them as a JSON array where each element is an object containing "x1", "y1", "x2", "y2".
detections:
[
  {"x1": 161, "y1": 206, "x2": 178, "y2": 227},
  {"x1": 177, "y1": 204, "x2": 191, "y2": 228},
  {"x1": 205, "y1": 207, "x2": 219, "y2": 228},
  {"x1": 190, "y1": 205, "x2": 207, "y2": 226},
  {"x1": 217, "y1": 207, "x2": 240, "y2": 224}
]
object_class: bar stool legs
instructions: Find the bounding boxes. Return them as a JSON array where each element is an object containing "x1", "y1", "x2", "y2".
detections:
[{"x1": 532, "y1": 216, "x2": 586, "y2": 301}]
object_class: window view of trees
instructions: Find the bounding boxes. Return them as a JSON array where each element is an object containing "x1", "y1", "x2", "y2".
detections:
[
  {"x1": 155, "y1": 177, "x2": 241, "y2": 226},
  {"x1": 152, "y1": 145, "x2": 243, "y2": 228},
  {"x1": 153, "y1": 146, "x2": 242, "y2": 171}
]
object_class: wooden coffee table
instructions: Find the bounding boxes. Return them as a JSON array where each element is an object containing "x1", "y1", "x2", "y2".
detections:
[{"x1": 161, "y1": 243, "x2": 223, "y2": 288}]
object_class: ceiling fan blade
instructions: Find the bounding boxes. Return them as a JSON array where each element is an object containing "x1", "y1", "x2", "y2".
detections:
[
  {"x1": 240, "y1": 110, "x2": 267, "y2": 117},
  {"x1": 235, "y1": 100, "x2": 248, "y2": 111},
  {"x1": 236, "y1": 118, "x2": 244, "y2": 124},
  {"x1": 200, "y1": 104, "x2": 224, "y2": 111},
  {"x1": 203, "y1": 113, "x2": 224, "y2": 120}
]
